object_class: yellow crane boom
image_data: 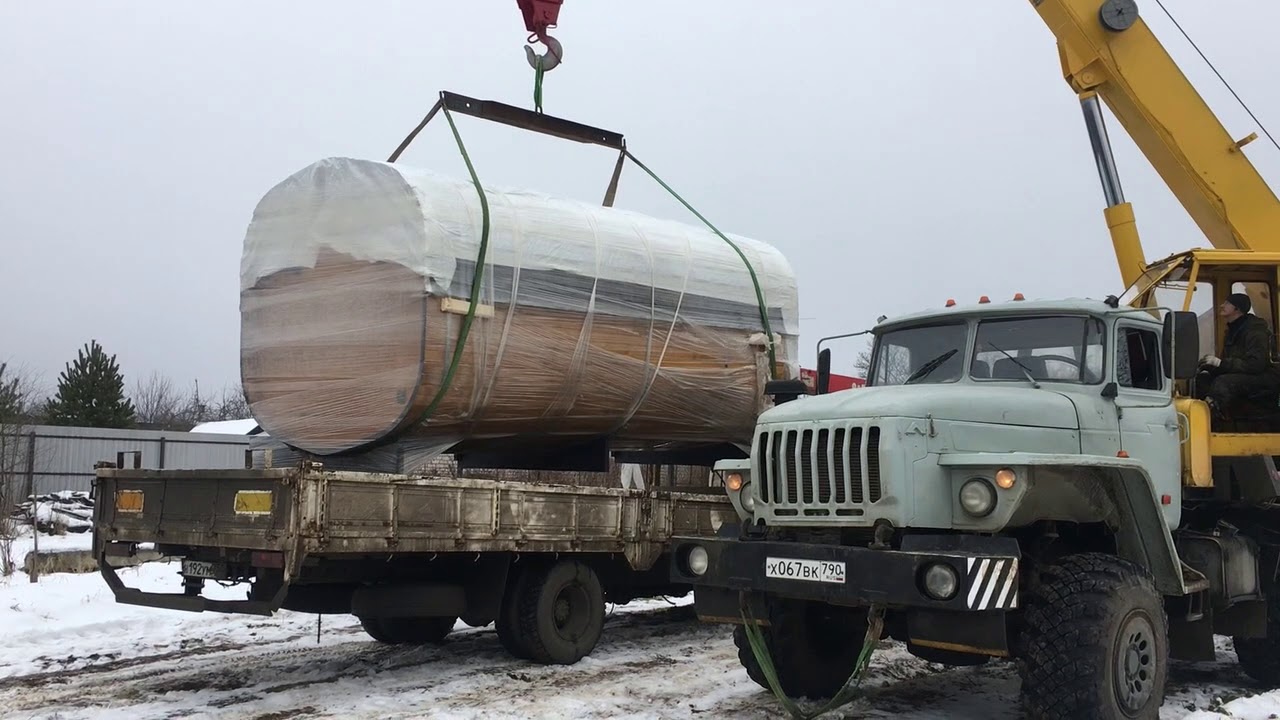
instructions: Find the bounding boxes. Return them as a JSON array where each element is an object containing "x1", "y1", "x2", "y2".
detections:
[{"x1": 1030, "y1": 0, "x2": 1280, "y2": 285}]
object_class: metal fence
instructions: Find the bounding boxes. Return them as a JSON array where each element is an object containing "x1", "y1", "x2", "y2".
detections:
[
  {"x1": 0, "y1": 424, "x2": 715, "y2": 497},
  {"x1": 6, "y1": 424, "x2": 252, "y2": 495}
]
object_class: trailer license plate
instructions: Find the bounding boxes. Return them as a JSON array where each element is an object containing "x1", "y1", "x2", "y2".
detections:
[
  {"x1": 181, "y1": 560, "x2": 226, "y2": 579},
  {"x1": 765, "y1": 557, "x2": 846, "y2": 584}
]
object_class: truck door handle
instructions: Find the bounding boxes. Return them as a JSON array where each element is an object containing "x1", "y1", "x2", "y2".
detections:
[{"x1": 1174, "y1": 413, "x2": 1190, "y2": 444}]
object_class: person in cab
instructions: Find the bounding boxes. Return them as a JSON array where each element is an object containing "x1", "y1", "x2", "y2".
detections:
[{"x1": 1197, "y1": 292, "x2": 1280, "y2": 420}]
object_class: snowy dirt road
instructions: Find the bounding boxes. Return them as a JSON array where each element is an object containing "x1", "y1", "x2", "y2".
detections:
[{"x1": 1, "y1": 557, "x2": 1278, "y2": 719}]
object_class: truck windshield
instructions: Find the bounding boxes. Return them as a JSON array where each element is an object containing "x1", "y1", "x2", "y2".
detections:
[
  {"x1": 870, "y1": 322, "x2": 968, "y2": 386},
  {"x1": 971, "y1": 315, "x2": 1105, "y2": 384}
]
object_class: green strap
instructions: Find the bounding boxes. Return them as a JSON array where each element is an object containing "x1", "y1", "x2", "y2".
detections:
[
  {"x1": 413, "y1": 104, "x2": 491, "y2": 426},
  {"x1": 740, "y1": 603, "x2": 884, "y2": 719},
  {"x1": 409, "y1": 111, "x2": 779, "y2": 429},
  {"x1": 623, "y1": 151, "x2": 780, "y2": 379},
  {"x1": 533, "y1": 56, "x2": 545, "y2": 113}
]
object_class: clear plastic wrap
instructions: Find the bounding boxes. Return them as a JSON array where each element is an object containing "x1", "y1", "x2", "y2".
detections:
[{"x1": 240, "y1": 157, "x2": 800, "y2": 456}]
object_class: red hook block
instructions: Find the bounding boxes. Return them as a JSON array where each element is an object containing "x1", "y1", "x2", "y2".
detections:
[{"x1": 518, "y1": 0, "x2": 563, "y2": 36}]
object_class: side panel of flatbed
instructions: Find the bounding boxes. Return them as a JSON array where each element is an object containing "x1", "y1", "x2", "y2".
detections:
[
  {"x1": 296, "y1": 472, "x2": 731, "y2": 569},
  {"x1": 96, "y1": 468, "x2": 736, "y2": 570}
]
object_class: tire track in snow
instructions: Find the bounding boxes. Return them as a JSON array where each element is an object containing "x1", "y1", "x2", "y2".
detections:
[
  {"x1": 0, "y1": 642, "x2": 248, "y2": 691},
  {"x1": 0, "y1": 604, "x2": 702, "y2": 718},
  {"x1": 0, "y1": 604, "x2": 1271, "y2": 720}
]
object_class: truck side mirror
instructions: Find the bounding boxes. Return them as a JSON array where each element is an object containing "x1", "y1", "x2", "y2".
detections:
[
  {"x1": 817, "y1": 348, "x2": 832, "y2": 395},
  {"x1": 765, "y1": 379, "x2": 809, "y2": 404},
  {"x1": 1162, "y1": 310, "x2": 1200, "y2": 379}
]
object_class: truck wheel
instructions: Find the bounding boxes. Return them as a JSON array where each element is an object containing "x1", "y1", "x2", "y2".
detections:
[
  {"x1": 359, "y1": 616, "x2": 397, "y2": 643},
  {"x1": 1231, "y1": 593, "x2": 1280, "y2": 686},
  {"x1": 732, "y1": 625, "x2": 771, "y2": 690},
  {"x1": 496, "y1": 564, "x2": 536, "y2": 660},
  {"x1": 515, "y1": 560, "x2": 605, "y2": 665},
  {"x1": 733, "y1": 599, "x2": 869, "y2": 700},
  {"x1": 1019, "y1": 553, "x2": 1168, "y2": 720},
  {"x1": 360, "y1": 615, "x2": 456, "y2": 645}
]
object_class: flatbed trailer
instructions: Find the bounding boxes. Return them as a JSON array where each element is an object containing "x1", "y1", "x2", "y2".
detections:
[{"x1": 93, "y1": 462, "x2": 736, "y2": 664}]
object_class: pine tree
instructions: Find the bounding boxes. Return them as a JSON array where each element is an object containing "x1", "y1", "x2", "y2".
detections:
[{"x1": 44, "y1": 340, "x2": 136, "y2": 428}]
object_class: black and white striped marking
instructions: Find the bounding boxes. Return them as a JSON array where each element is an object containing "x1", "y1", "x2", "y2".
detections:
[{"x1": 965, "y1": 557, "x2": 1019, "y2": 610}]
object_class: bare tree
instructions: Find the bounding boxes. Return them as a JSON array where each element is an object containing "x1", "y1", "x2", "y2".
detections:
[
  {"x1": 172, "y1": 380, "x2": 253, "y2": 428},
  {"x1": 0, "y1": 362, "x2": 37, "y2": 577},
  {"x1": 131, "y1": 371, "x2": 185, "y2": 429},
  {"x1": 177, "y1": 379, "x2": 211, "y2": 427},
  {"x1": 212, "y1": 383, "x2": 252, "y2": 421},
  {"x1": 853, "y1": 337, "x2": 876, "y2": 379},
  {"x1": 854, "y1": 348, "x2": 872, "y2": 377}
]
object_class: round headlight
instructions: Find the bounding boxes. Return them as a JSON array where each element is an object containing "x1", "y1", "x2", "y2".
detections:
[
  {"x1": 740, "y1": 482, "x2": 755, "y2": 513},
  {"x1": 687, "y1": 546, "x2": 709, "y2": 576},
  {"x1": 959, "y1": 478, "x2": 996, "y2": 517},
  {"x1": 922, "y1": 562, "x2": 959, "y2": 600}
]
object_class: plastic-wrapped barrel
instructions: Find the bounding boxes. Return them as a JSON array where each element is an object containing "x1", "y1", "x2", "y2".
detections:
[{"x1": 239, "y1": 157, "x2": 800, "y2": 456}]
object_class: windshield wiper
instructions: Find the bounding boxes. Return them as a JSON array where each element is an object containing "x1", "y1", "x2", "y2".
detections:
[
  {"x1": 986, "y1": 341, "x2": 1040, "y2": 388},
  {"x1": 904, "y1": 348, "x2": 958, "y2": 385}
]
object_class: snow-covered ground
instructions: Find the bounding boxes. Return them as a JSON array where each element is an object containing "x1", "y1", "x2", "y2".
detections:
[{"x1": 2, "y1": 544, "x2": 1280, "y2": 719}]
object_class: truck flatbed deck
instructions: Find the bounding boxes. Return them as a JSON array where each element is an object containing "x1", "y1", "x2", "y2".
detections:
[{"x1": 93, "y1": 463, "x2": 736, "y2": 664}]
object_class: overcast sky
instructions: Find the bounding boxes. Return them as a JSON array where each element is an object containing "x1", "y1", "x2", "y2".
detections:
[{"x1": 3, "y1": 1, "x2": 1279, "y2": 399}]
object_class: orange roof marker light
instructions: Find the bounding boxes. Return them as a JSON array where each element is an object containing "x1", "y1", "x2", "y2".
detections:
[
  {"x1": 945, "y1": 299, "x2": 956, "y2": 307},
  {"x1": 1013, "y1": 292, "x2": 1025, "y2": 301},
  {"x1": 978, "y1": 296, "x2": 990, "y2": 304}
]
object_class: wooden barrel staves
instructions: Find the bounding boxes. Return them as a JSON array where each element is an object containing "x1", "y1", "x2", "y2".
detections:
[{"x1": 239, "y1": 157, "x2": 800, "y2": 456}]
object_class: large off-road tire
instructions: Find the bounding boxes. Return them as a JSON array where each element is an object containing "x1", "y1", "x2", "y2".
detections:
[
  {"x1": 1231, "y1": 592, "x2": 1280, "y2": 686},
  {"x1": 359, "y1": 615, "x2": 456, "y2": 645},
  {"x1": 359, "y1": 616, "x2": 396, "y2": 643},
  {"x1": 733, "y1": 625, "x2": 765, "y2": 686},
  {"x1": 496, "y1": 564, "x2": 536, "y2": 660},
  {"x1": 515, "y1": 560, "x2": 606, "y2": 665},
  {"x1": 733, "y1": 599, "x2": 870, "y2": 700},
  {"x1": 1019, "y1": 553, "x2": 1168, "y2": 720}
]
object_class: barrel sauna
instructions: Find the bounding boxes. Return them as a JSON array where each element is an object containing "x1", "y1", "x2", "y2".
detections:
[{"x1": 240, "y1": 157, "x2": 799, "y2": 456}]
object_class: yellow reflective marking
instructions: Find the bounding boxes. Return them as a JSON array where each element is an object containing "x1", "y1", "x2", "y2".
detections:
[
  {"x1": 115, "y1": 489, "x2": 144, "y2": 513},
  {"x1": 234, "y1": 490, "x2": 273, "y2": 516}
]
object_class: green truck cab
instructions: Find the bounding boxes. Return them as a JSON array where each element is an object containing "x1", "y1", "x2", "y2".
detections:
[{"x1": 672, "y1": 294, "x2": 1280, "y2": 718}]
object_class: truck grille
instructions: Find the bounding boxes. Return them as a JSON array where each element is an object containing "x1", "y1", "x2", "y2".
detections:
[{"x1": 757, "y1": 424, "x2": 882, "y2": 517}]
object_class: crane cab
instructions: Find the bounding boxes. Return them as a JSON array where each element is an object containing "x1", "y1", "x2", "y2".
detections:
[{"x1": 1121, "y1": 249, "x2": 1280, "y2": 491}]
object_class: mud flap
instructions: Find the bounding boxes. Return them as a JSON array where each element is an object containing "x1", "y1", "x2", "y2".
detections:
[
  {"x1": 906, "y1": 608, "x2": 1010, "y2": 658},
  {"x1": 694, "y1": 586, "x2": 770, "y2": 625}
]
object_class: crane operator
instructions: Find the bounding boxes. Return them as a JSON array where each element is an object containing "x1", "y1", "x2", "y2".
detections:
[{"x1": 1197, "y1": 293, "x2": 1280, "y2": 420}]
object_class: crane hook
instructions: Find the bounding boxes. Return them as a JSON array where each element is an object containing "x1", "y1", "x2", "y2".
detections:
[{"x1": 524, "y1": 32, "x2": 563, "y2": 71}]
